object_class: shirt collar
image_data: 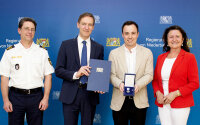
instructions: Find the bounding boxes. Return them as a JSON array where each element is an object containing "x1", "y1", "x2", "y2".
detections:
[
  {"x1": 18, "y1": 41, "x2": 35, "y2": 50},
  {"x1": 77, "y1": 35, "x2": 91, "y2": 45},
  {"x1": 124, "y1": 44, "x2": 137, "y2": 53}
]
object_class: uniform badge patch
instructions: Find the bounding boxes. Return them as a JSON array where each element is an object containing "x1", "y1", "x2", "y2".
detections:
[
  {"x1": 39, "y1": 45, "x2": 47, "y2": 50},
  {"x1": 15, "y1": 64, "x2": 20, "y2": 70},
  {"x1": 6, "y1": 45, "x2": 15, "y2": 50},
  {"x1": 48, "y1": 58, "x2": 52, "y2": 66}
]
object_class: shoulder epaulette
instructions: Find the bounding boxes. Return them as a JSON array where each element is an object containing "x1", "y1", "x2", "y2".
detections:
[
  {"x1": 6, "y1": 45, "x2": 15, "y2": 50},
  {"x1": 39, "y1": 45, "x2": 47, "y2": 50}
]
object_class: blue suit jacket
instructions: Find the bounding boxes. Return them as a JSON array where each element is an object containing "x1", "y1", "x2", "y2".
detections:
[{"x1": 55, "y1": 38, "x2": 104, "y2": 105}]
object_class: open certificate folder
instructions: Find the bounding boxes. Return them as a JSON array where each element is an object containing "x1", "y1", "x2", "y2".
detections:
[
  {"x1": 123, "y1": 73, "x2": 136, "y2": 96},
  {"x1": 87, "y1": 59, "x2": 111, "y2": 92}
]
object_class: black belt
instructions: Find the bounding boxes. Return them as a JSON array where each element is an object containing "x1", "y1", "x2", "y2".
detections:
[
  {"x1": 10, "y1": 87, "x2": 42, "y2": 95},
  {"x1": 78, "y1": 82, "x2": 87, "y2": 89},
  {"x1": 126, "y1": 96, "x2": 134, "y2": 100}
]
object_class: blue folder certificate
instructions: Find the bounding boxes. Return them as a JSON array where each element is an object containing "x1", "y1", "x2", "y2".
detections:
[
  {"x1": 123, "y1": 73, "x2": 136, "y2": 96},
  {"x1": 87, "y1": 59, "x2": 111, "y2": 92}
]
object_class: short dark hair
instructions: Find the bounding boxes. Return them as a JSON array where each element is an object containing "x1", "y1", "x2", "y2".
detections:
[
  {"x1": 78, "y1": 12, "x2": 95, "y2": 25},
  {"x1": 162, "y1": 25, "x2": 190, "y2": 52},
  {"x1": 122, "y1": 21, "x2": 139, "y2": 33},
  {"x1": 18, "y1": 17, "x2": 37, "y2": 30}
]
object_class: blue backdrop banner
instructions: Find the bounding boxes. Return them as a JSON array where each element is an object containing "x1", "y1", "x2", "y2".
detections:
[{"x1": 0, "y1": 0, "x2": 200, "y2": 125}]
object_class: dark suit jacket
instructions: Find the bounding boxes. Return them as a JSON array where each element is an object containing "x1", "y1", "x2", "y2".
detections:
[
  {"x1": 152, "y1": 49, "x2": 199, "y2": 108},
  {"x1": 55, "y1": 38, "x2": 104, "y2": 105}
]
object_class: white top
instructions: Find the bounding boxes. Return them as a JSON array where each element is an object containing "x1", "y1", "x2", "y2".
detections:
[
  {"x1": 161, "y1": 58, "x2": 176, "y2": 81},
  {"x1": 124, "y1": 45, "x2": 137, "y2": 74},
  {"x1": 0, "y1": 42, "x2": 54, "y2": 89}
]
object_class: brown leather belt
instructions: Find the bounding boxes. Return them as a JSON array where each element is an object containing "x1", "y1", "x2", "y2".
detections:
[{"x1": 10, "y1": 87, "x2": 42, "y2": 95}]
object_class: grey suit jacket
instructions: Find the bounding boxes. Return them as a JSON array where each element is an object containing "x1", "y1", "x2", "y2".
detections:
[{"x1": 109, "y1": 44, "x2": 153, "y2": 111}]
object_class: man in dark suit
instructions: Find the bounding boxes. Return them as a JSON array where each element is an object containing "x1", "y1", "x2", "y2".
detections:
[{"x1": 55, "y1": 12, "x2": 104, "y2": 125}]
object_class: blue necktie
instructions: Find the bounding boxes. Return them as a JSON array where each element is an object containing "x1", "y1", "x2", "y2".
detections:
[{"x1": 80, "y1": 41, "x2": 88, "y2": 84}]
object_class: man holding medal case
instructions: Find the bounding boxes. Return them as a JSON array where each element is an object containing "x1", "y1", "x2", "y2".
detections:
[{"x1": 109, "y1": 21, "x2": 153, "y2": 125}]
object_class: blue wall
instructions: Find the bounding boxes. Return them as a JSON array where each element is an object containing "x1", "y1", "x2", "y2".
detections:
[{"x1": 0, "y1": 0, "x2": 200, "y2": 124}]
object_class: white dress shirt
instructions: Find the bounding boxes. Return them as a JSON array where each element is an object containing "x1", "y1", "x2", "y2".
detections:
[
  {"x1": 73, "y1": 35, "x2": 91, "y2": 79},
  {"x1": 125, "y1": 45, "x2": 137, "y2": 74},
  {"x1": 77, "y1": 35, "x2": 91, "y2": 65}
]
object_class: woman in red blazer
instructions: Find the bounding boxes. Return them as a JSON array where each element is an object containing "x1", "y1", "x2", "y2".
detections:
[{"x1": 152, "y1": 25, "x2": 199, "y2": 125}]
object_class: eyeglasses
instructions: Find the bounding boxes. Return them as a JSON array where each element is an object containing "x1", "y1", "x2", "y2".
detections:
[
  {"x1": 22, "y1": 27, "x2": 35, "y2": 32},
  {"x1": 80, "y1": 23, "x2": 94, "y2": 28}
]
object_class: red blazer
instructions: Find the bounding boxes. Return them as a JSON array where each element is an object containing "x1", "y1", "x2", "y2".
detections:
[{"x1": 152, "y1": 49, "x2": 199, "y2": 108}]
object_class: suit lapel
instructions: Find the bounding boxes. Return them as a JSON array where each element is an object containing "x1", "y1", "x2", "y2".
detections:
[
  {"x1": 119, "y1": 45, "x2": 128, "y2": 73},
  {"x1": 170, "y1": 49, "x2": 185, "y2": 77},
  {"x1": 157, "y1": 49, "x2": 185, "y2": 80},
  {"x1": 135, "y1": 45, "x2": 142, "y2": 74},
  {"x1": 72, "y1": 38, "x2": 81, "y2": 67},
  {"x1": 158, "y1": 52, "x2": 168, "y2": 80},
  {"x1": 90, "y1": 39, "x2": 96, "y2": 59}
]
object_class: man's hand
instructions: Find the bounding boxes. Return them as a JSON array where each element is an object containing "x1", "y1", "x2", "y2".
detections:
[
  {"x1": 76, "y1": 66, "x2": 91, "y2": 78},
  {"x1": 39, "y1": 98, "x2": 49, "y2": 111},
  {"x1": 119, "y1": 83, "x2": 124, "y2": 92},
  {"x1": 1, "y1": 76, "x2": 12, "y2": 112},
  {"x1": 3, "y1": 100, "x2": 13, "y2": 112}
]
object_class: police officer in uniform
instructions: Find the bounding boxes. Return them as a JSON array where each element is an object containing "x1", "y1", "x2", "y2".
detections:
[{"x1": 0, "y1": 17, "x2": 54, "y2": 125}]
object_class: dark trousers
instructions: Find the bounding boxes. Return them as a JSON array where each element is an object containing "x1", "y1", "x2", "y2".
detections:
[
  {"x1": 63, "y1": 88, "x2": 96, "y2": 125},
  {"x1": 112, "y1": 97, "x2": 147, "y2": 125},
  {"x1": 8, "y1": 89, "x2": 43, "y2": 125}
]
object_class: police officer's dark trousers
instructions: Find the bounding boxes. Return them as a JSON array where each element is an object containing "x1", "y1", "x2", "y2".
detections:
[{"x1": 8, "y1": 88, "x2": 43, "y2": 125}]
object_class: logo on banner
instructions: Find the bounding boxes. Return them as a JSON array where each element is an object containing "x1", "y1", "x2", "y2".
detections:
[
  {"x1": 160, "y1": 16, "x2": 172, "y2": 24},
  {"x1": 24, "y1": 114, "x2": 27, "y2": 122},
  {"x1": 18, "y1": 17, "x2": 24, "y2": 23},
  {"x1": 155, "y1": 114, "x2": 161, "y2": 124},
  {"x1": 93, "y1": 113, "x2": 101, "y2": 123},
  {"x1": 36, "y1": 38, "x2": 50, "y2": 47},
  {"x1": 0, "y1": 44, "x2": 6, "y2": 49},
  {"x1": 94, "y1": 15, "x2": 100, "y2": 24},
  {"x1": 187, "y1": 38, "x2": 192, "y2": 48},
  {"x1": 106, "y1": 38, "x2": 120, "y2": 46},
  {"x1": 0, "y1": 39, "x2": 20, "y2": 49},
  {"x1": 52, "y1": 91, "x2": 60, "y2": 100},
  {"x1": 143, "y1": 37, "x2": 164, "y2": 48}
]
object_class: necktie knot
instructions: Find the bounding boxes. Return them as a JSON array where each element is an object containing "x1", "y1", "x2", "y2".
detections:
[{"x1": 82, "y1": 41, "x2": 86, "y2": 45}]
